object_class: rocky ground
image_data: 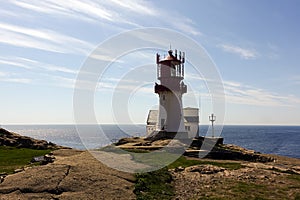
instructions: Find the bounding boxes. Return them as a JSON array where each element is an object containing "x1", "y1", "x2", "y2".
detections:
[
  {"x1": 1, "y1": 148, "x2": 299, "y2": 200},
  {"x1": 172, "y1": 156, "x2": 300, "y2": 199},
  {"x1": 0, "y1": 128, "x2": 63, "y2": 150},
  {"x1": 0, "y1": 149, "x2": 136, "y2": 200},
  {"x1": 1, "y1": 129, "x2": 300, "y2": 199}
]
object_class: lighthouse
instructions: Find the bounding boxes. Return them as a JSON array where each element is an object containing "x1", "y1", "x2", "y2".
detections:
[{"x1": 149, "y1": 49, "x2": 188, "y2": 139}]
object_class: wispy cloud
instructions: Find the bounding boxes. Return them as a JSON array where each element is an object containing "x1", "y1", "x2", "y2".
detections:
[
  {"x1": 108, "y1": 0, "x2": 158, "y2": 16},
  {"x1": 168, "y1": 16, "x2": 202, "y2": 36},
  {"x1": 0, "y1": 0, "x2": 202, "y2": 61},
  {"x1": 0, "y1": 70, "x2": 32, "y2": 84},
  {"x1": 0, "y1": 59, "x2": 32, "y2": 69},
  {"x1": 90, "y1": 54, "x2": 124, "y2": 63},
  {"x1": 9, "y1": 0, "x2": 114, "y2": 22},
  {"x1": 0, "y1": 56, "x2": 77, "y2": 74},
  {"x1": 223, "y1": 80, "x2": 300, "y2": 106},
  {"x1": 49, "y1": 74, "x2": 154, "y2": 95},
  {"x1": 8, "y1": 0, "x2": 200, "y2": 36},
  {"x1": 1, "y1": 78, "x2": 32, "y2": 84},
  {"x1": 0, "y1": 22, "x2": 94, "y2": 55},
  {"x1": 219, "y1": 44, "x2": 258, "y2": 59},
  {"x1": 97, "y1": 77, "x2": 153, "y2": 94},
  {"x1": 8, "y1": 0, "x2": 147, "y2": 28},
  {"x1": 0, "y1": 71, "x2": 7, "y2": 77},
  {"x1": 184, "y1": 73, "x2": 300, "y2": 107}
]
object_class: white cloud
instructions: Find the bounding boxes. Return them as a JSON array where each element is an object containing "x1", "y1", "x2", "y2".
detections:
[
  {"x1": 183, "y1": 74, "x2": 300, "y2": 107},
  {"x1": 90, "y1": 54, "x2": 124, "y2": 63},
  {"x1": 8, "y1": 0, "x2": 143, "y2": 27},
  {"x1": 0, "y1": 71, "x2": 31, "y2": 84},
  {"x1": 111, "y1": 0, "x2": 202, "y2": 35},
  {"x1": 0, "y1": 56, "x2": 77, "y2": 74},
  {"x1": 108, "y1": 0, "x2": 158, "y2": 16},
  {"x1": 168, "y1": 16, "x2": 202, "y2": 36},
  {"x1": 219, "y1": 44, "x2": 258, "y2": 59},
  {"x1": 0, "y1": 70, "x2": 32, "y2": 84},
  {"x1": 1, "y1": 0, "x2": 202, "y2": 58},
  {"x1": 8, "y1": 0, "x2": 200, "y2": 36},
  {"x1": 0, "y1": 22, "x2": 94, "y2": 55},
  {"x1": 223, "y1": 81, "x2": 300, "y2": 106},
  {"x1": 97, "y1": 77, "x2": 153, "y2": 94},
  {"x1": 0, "y1": 59, "x2": 32, "y2": 69},
  {"x1": 0, "y1": 78, "x2": 32, "y2": 84},
  {"x1": 0, "y1": 71, "x2": 7, "y2": 77},
  {"x1": 50, "y1": 75, "x2": 76, "y2": 89},
  {"x1": 10, "y1": 0, "x2": 113, "y2": 22}
]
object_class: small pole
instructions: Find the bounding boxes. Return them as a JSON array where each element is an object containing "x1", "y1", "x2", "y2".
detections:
[{"x1": 209, "y1": 114, "x2": 216, "y2": 138}]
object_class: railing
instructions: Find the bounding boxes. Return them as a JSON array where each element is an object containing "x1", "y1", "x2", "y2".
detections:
[{"x1": 157, "y1": 64, "x2": 184, "y2": 79}]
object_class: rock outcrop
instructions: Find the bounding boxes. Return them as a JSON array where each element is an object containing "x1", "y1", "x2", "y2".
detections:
[
  {"x1": 0, "y1": 128, "x2": 64, "y2": 150},
  {"x1": 115, "y1": 137, "x2": 275, "y2": 163},
  {"x1": 0, "y1": 149, "x2": 136, "y2": 200},
  {"x1": 1, "y1": 131, "x2": 299, "y2": 199},
  {"x1": 171, "y1": 155, "x2": 300, "y2": 200}
]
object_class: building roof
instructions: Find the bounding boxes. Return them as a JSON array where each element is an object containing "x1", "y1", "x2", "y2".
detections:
[
  {"x1": 184, "y1": 116, "x2": 199, "y2": 123},
  {"x1": 183, "y1": 107, "x2": 199, "y2": 110},
  {"x1": 147, "y1": 110, "x2": 158, "y2": 125},
  {"x1": 146, "y1": 108, "x2": 199, "y2": 124}
]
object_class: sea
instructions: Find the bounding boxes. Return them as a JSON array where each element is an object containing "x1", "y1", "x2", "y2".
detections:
[{"x1": 2, "y1": 125, "x2": 300, "y2": 159}]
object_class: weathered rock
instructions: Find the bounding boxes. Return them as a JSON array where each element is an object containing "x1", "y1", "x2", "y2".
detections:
[
  {"x1": 31, "y1": 154, "x2": 56, "y2": 165},
  {"x1": 185, "y1": 144, "x2": 275, "y2": 163},
  {"x1": 0, "y1": 176, "x2": 6, "y2": 183},
  {"x1": 172, "y1": 153, "x2": 300, "y2": 200},
  {"x1": 0, "y1": 149, "x2": 136, "y2": 200},
  {"x1": 0, "y1": 128, "x2": 65, "y2": 150},
  {"x1": 13, "y1": 169, "x2": 23, "y2": 173},
  {"x1": 185, "y1": 165, "x2": 225, "y2": 174}
]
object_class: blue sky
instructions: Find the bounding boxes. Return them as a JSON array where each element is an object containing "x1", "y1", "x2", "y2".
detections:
[{"x1": 0, "y1": 0, "x2": 299, "y2": 125}]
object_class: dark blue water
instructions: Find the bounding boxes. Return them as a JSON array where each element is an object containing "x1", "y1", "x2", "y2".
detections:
[
  {"x1": 2, "y1": 125, "x2": 300, "y2": 159},
  {"x1": 200, "y1": 125, "x2": 300, "y2": 159}
]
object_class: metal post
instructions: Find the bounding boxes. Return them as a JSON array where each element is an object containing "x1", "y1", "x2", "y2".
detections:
[{"x1": 209, "y1": 114, "x2": 216, "y2": 138}]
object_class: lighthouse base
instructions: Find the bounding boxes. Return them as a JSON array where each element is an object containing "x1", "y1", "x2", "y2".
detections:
[{"x1": 146, "y1": 130, "x2": 188, "y2": 141}]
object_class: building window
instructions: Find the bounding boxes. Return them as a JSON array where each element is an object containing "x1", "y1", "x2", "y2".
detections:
[
  {"x1": 162, "y1": 95, "x2": 165, "y2": 101},
  {"x1": 185, "y1": 126, "x2": 190, "y2": 131}
]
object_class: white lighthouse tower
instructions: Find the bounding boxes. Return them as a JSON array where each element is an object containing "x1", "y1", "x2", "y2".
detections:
[{"x1": 151, "y1": 49, "x2": 187, "y2": 139}]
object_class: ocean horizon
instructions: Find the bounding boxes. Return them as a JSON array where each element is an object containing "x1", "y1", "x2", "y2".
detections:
[{"x1": 2, "y1": 124, "x2": 300, "y2": 159}]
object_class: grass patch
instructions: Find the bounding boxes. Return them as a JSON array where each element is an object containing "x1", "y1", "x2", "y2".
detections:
[
  {"x1": 124, "y1": 149, "x2": 150, "y2": 153},
  {"x1": 168, "y1": 156, "x2": 243, "y2": 170},
  {"x1": 0, "y1": 146, "x2": 51, "y2": 174},
  {"x1": 99, "y1": 145, "x2": 150, "y2": 154},
  {"x1": 132, "y1": 152, "x2": 179, "y2": 168},
  {"x1": 233, "y1": 181, "x2": 265, "y2": 193},
  {"x1": 167, "y1": 156, "x2": 204, "y2": 169},
  {"x1": 133, "y1": 155, "x2": 243, "y2": 200},
  {"x1": 134, "y1": 167, "x2": 174, "y2": 200},
  {"x1": 231, "y1": 181, "x2": 268, "y2": 200},
  {"x1": 101, "y1": 146, "x2": 243, "y2": 171},
  {"x1": 288, "y1": 174, "x2": 300, "y2": 182}
]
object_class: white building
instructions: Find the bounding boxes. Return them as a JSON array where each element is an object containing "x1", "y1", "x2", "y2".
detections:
[{"x1": 146, "y1": 107, "x2": 199, "y2": 138}]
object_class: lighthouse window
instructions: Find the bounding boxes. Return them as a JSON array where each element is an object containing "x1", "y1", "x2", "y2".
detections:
[
  {"x1": 171, "y1": 68, "x2": 176, "y2": 77},
  {"x1": 162, "y1": 95, "x2": 165, "y2": 100},
  {"x1": 185, "y1": 126, "x2": 191, "y2": 131}
]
